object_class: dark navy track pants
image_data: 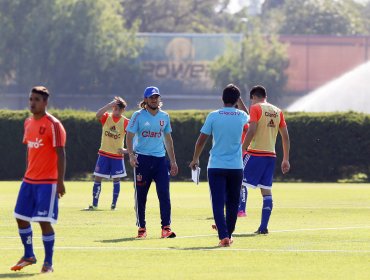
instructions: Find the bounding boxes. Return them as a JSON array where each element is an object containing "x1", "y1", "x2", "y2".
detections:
[
  {"x1": 208, "y1": 168, "x2": 243, "y2": 240},
  {"x1": 134, "y1": 154, "x2": 171, "y2": 228}
]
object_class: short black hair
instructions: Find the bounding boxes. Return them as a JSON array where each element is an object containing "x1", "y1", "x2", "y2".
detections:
[
  {"x1": 249, "y1": 85, "x2": 266, "y2": 99},
  {"x1": 222, "y1": 84, "x2": 241, "y2": 105},
  {"x1": 31, "y1": 86, "x2": 50, "y2": 101}
]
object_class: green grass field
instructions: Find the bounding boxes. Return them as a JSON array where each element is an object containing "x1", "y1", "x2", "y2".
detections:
[{"x1": 0, "y1": 181, "x2": 369, "y2": 279}]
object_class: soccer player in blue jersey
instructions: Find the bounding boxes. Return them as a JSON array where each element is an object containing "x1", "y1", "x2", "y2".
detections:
[
  {"x1": 189, "y1": 84, "x2": 249, "y2": 247},
  {"x1": 126, "y1": 86, "x2": 178, "y2": 239}
]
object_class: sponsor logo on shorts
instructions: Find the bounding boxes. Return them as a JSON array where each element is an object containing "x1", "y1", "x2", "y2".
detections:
[
  {"x1": 115, "y1": 170, "x2": 123, "y2": 174},
  {"x1": 37, "y1": 210, "x2": 48, "y2": 216}
]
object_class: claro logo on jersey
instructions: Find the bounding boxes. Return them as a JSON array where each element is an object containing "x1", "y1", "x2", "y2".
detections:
[
  {"x1": 265, "y1": 111, "x2": 278, "y2": 118},
  {"x1": 219, "y1": 111, "x2": 240, "y2": 115},
  {"x1": 142, "y1": 131, "x2": 162, "y2": 138},
  {"x1": 27, "y1": 138, "x2": 44, "y2": 149},
  {"x1": 105, "y1": 126, "x2": 121, "y2": 139}
]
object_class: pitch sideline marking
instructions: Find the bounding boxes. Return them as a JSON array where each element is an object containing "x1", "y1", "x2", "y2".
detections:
[
  {"x1": 0, "y1": 246, "x2": 369, "y2": 253},
  {"x1": 177, "y1": 225, "x2": 370, "y2": 239},
  {"x1": 1, "y1": 225, "x2": 370, "y2": 240}
]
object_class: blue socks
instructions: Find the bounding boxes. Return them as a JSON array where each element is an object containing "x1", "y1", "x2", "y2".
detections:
[
  {"x1": 42, "y1": 233, "x2": 55, "y2": 266},
  {"x1": 238, "y1": 186, "x2": 248, "y2": 212},
  {"x1": 19, "y1": 226, "x2": 34, "y2": 258},
  {"x1": 260, "y1": 195, "x2": 273, "y2": 231},
  {"x1": 92, "y1": 181, "x2": 102, "y2": 207},
  {"x1": 112, "y1": 181, "x2": 120, "y2": 206},
  {"x1": 93, "y1": 180, "x2": 121, "y2": 207}
]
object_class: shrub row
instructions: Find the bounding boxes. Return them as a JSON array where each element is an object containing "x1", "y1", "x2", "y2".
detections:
[{"x1": 0, "y1": 110, "x2": 369, "y2": 182}]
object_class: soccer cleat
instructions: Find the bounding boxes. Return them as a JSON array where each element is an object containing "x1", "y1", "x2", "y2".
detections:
[
  {"x1": 218, "y1": 238, "x2": 230, "y2": 247},
  {"x1": 254, "y1": 228, "x2": 269, "y2": 235},
  {"x1": 84, "y1": 205, "x2": 97, "y2": 211},
  {"x1": 41, "y1": 263, "x2": 54, "y2": 273},
  {"x1": 10, "y1": 256, "x2": 37, "y2": 271},
  {"x1": 211, "y1": 224, "x2": 218, "y2": 231},
  {"x1": 161, "y1": 226, "x2": 176, "y2": 238},
  {"x1": 237, "y1": 210, "x2": 247, "y2": 217},
  {"x1": 136, "y1": 227, "x2": 147, "y2": 239},
  {"x1": 110, "y1": 204, "x2": 116, "y2": 210}
]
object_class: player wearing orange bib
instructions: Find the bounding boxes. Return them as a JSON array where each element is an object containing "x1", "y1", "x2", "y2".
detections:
[
  {"x1": 11, "y1": 86, "x2": 66, "y2": 273},
  {"x1": 242, "y1": 85, "x2": 290, "y2": 234},
  {"x1": 85, "y1": 97, "x2": 129, "y2": 210}
]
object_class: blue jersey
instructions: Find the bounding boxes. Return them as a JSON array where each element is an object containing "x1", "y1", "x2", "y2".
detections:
[
  {"x1": 201, "y1": 107, "x2": 249, "y2": 169},
  {"x1": 127, "y1": 109, "x2": 172, "y2": 157}
]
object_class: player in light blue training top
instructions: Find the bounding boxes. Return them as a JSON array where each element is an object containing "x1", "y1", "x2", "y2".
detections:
[
  {"x1": 189, "y1": 84, "x2": 249, "y2": 247},
  {"x1": 126, "y1": 86, "x2": 178, "y2": 239}
]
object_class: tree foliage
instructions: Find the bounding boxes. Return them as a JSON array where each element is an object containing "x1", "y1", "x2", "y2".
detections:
[
  {"x1": 262, "y1": 0, "x2": 367, "y2": 35},
  {"x1": 120, "y1": 0, "x2": 239, "y2": 33},
  {"x1": 211, "y1": 24, "x2": 289, "y2": 104},
  {"x1": 0, "y1": 0, "x2": 143, "y2": 95}
]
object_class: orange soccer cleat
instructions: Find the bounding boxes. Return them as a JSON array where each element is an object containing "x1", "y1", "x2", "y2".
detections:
[
  {"x1": 136, "y1": 227, "x2": 147, "y2": 239},
  {"x1": 218, "y1": 238, "x2": 231, "y2": 247},
  {"x1": 10, "y1": 256, "x2": 37, "y2": 271},
  {"x1": 161, "y1": 226, "x2": 176, "y2": 238}
]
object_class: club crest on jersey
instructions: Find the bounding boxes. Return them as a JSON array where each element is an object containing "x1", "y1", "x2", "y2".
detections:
[
  {"x1": 39, "y1": 126, "x2": 46, "y2": 135},
  {"x1": 159, "y1": 120, "x2": 164, "y2": 126},
  {"x1": 136, "y1": 173, "x2": 142, "y2": 182}
]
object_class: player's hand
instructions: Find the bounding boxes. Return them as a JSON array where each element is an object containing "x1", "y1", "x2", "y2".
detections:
[
  {"x1": 57, "y1": 181, "x2": 66, "y2": 198},
  {"x1": 117, "y1": 148, "x2": 128, "y2": 155},
  {"x1": 129, "y1": 153, "x2": 139, "y2": 168},
  {"x1": 281, "y1": 160, "x2": 290, "y2": 174},
  {"x1": 170, "y1": 161, "x2": 178, "y2": 176},
  {"x1": 109, "y1": 99, "x2": 117, "y2": 108},
  {"x1": 189, "y1": 159, "x2": 199, "y2": 171}
]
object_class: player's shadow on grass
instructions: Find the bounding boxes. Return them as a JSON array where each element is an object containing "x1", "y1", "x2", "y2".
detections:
[
  {"x1": 169, "y1": 246, "x2": 223, "y2": 250},
  {"x1": 0, "y1": 273, "x2": 37, "y2": 278},
  {"x1": 98, "y1": 237, "x2": 137, "y2": 243},
  {"x1": 233, "y1": 233, "x2": 258, "y2": 238}
]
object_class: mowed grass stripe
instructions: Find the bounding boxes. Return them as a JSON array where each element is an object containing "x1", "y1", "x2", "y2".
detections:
[{"x1": 0, "y1": 181, "x2": 369, "y2": 280}]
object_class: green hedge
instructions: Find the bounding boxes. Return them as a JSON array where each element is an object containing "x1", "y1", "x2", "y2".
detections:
[
  {"x1": 280, "y1": 112, "x2": 370, "y2": 182},
  {"x1": 0, "y1": 110, "x2": 369, "y2": 182}
]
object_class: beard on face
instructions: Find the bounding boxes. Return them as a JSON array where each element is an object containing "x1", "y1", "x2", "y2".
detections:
[{"x1": 147, "y1": 103, "x2": 158, "y2": 110}]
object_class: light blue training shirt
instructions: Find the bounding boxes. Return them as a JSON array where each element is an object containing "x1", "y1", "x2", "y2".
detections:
[
  {"x1": 201, "y1": 107, "x2": 249, "y2": 169},
  {"x1": 126, "y1": 109, "x2": 172, "y2": 157}
]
